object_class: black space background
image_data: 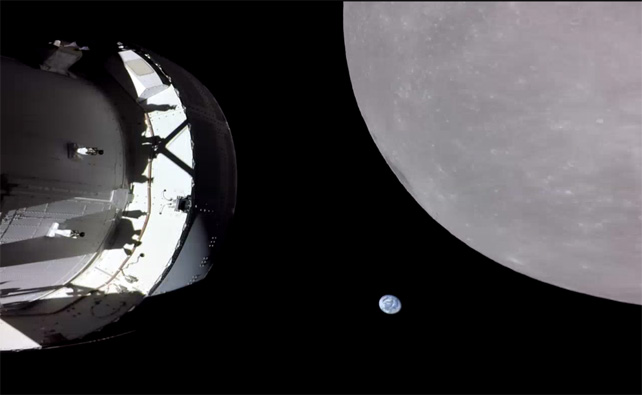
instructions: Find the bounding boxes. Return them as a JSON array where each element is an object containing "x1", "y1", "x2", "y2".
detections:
[{"x1": 1, "y1": 2, "x2": 640, "y2": 394}]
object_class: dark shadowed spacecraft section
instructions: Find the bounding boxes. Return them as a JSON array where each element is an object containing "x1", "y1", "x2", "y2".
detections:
[{"x1": 0, "y1": 56, "x2": 130, "y2": 306}]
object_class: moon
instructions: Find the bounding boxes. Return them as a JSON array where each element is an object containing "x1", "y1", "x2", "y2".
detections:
[
  {"x1": 380, "y1": 295, "x2": 402, "y2": 314},
  {"x1": 344, "y1": 2, "x2": 642, "y2": 304}
]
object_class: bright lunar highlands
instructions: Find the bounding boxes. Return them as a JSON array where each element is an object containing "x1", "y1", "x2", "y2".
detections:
[{"x1": 344, "y1": 2, "x2": 641, "y2": 304}]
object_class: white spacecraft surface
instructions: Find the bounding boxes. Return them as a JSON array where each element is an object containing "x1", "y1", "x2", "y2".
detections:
[{"x1": 0, "y1": 40, "x2": 237, "y2": 350}]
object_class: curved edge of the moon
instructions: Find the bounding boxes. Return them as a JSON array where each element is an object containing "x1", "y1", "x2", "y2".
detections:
[{"x1": 342, "y1": 4, "x2": 642, "y2": 306}]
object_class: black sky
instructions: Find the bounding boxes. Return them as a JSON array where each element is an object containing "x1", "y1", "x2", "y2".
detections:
[{"x1": 1, "y1": 2, "x2": 640, "y2": 394}]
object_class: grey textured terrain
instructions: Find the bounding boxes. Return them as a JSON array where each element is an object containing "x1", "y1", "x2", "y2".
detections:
[{"x1": 344, "y1": 2, "x2": 642, "y2": 304}]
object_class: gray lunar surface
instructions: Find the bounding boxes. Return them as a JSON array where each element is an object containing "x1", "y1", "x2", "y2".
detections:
[{"x1": 344, "y1": 2, "x2": 642, "y2": 304}]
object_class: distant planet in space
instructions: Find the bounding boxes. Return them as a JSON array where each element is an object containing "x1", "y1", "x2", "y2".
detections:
[
  {"x1": 379, "y1": 295, "x2": 402, "y2": 314},
  {"x1": 344, "y1": 2, "x2": 642, "y2": 304}
]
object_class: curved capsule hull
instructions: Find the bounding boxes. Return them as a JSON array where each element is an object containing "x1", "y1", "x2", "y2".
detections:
[{"x1": 0, "y1": 41, "x2": 237, "y2": 350}]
